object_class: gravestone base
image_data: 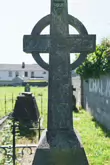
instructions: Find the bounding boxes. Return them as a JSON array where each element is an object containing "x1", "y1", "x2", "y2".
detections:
[{"x1": 33, "y1": 130, "x2": 89, "y2": 165}]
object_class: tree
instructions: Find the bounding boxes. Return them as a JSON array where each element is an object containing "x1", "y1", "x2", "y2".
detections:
[{"x1": 76, "y1": 38, "x2": 110, "y2": 79}]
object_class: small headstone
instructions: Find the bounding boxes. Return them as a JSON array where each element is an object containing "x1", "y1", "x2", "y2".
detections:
[
  {"x1": 72, "y1": 85, "x2": 79, "y2": 113},
  {"x1": 25, "y1": 83, "x2": 30, "y2": 92},
  {"x1": 13, "y1": 92, "x2": 39, "y2": 122}
]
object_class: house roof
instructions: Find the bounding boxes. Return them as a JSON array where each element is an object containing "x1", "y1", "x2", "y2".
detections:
[
  {"x1": 0, "y1": 64, "x2": 46, "y2": 71},
  {"x1": 12, "y1": 76, "x2": 24, "y2": 82}
]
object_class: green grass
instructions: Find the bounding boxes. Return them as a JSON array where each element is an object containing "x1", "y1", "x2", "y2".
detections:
[
  {"x1": 74, "y1": 110, "x2": 110, "y2": 165},
  {"x1": 0, "y1": 87, "x2": 110, "y2": 164},
  {"x1": 0, "y1": 86, "x2": 47, "y2": 97},
  {"x1": 27, "y1": 79, "x2": 47, "y2": 82}
]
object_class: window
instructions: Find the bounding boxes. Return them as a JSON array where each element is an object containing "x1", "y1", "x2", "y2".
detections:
[
  {"x1": 24, "y1": 71, "x2": 28, "y2": 77},
  {"x1": 43, "y1": 71, "x2": 46, "y2": 74},
  {"x1": 15, "y1": 71, "x2": 19, "y2": 77},
  {"x1": 31, "y1": 71, "x2": 34, "y2": 78},
  {"x1": 9, "y1": 71, "x2": 12, "y2": 77}
]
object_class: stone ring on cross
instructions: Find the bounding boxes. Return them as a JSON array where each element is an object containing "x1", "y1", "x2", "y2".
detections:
[{"x1": 23, "y1": 14, "x2": 95, "y2": 71}]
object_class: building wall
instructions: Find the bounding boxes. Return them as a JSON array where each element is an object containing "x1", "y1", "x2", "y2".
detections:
[
  {"x1": 0, "y1": 70, "x2": 48, "y2": 81},
  {"x1": 0, "y1": 71, "x2": 9, "y2": 80},
  {"x1": 72, "y1": 75, "x2": 81, "y2": 107},
  {"x1": 0, "y1": 70, "x2": 24, "y2": 80}
]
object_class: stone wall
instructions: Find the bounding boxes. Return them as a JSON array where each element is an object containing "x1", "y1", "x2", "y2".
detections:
[
  {"x1": 83, "y1": 75, "x2": 110, "y2": 130},
  {"x1": 72, "y1": 74, "x2": 110, "y2": 130},
  {"x1": 72, "y1": 75, "x2": 81, "y2": 107}
]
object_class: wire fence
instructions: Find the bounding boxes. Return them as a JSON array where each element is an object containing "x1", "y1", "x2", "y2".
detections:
[
  {"x1": 0, "y1": 92, "x2": 48, "y2": 119},
  {"x1": 0, "y1": 89, "x2": 48, "y2": 164},
  {"x1": 0, "y1": 113, "x2": 45, "y2": 164},
  {"x1": 0, "y1": 94, "x2": 15, "y2": 118}
]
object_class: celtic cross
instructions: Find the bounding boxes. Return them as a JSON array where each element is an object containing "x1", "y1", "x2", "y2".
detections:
[
  {"x1": 23, "y1": 0, "x2": 96, "y2": 164},
  {"x1": 23, "y1": 0, "x2": 96, "y2": 136}
]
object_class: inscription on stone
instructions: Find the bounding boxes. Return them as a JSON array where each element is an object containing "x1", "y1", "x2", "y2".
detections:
[
  {"x1": 54, "y1": 1, "x2": 64, "y2": 8},
  {"x1": 24, "y1": 35, "x2": 95, "y2": 53},
  {"x1": 53, "y1": 0, "x2": 65, "y2": 14}
]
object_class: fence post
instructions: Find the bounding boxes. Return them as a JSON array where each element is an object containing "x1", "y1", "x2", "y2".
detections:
[
  {"x1": 38, "y1": 93, "x2": 43, "y2": 116},
  {"x1": 12, "y1": 93, "x2": 14, "y2": 110},
  {"x1": 4, "y1": 94, "x2": 6, "y2": 115},
  {"x1": 12, "y1": 119, "x2": 16, "y2": 165},
  {"x1": 80, "y1": 76, "x2": 84, "y2": 108},
  {"x1": 38, "y1": 118, "x2": 41, "y2": 140},
  {"x1": 41, "y1": 93, "x2": 43, "y2": 115}
]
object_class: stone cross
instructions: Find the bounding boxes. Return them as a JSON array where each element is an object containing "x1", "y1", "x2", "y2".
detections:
[{"x1": 23, "y1": 0, "x2": 96, "y2": 164}]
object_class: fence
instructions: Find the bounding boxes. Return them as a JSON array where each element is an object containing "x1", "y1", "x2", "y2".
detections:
[
  {"x1": 0, "y1": 92, "x2": 48, "y2": 119},
  {"x1": 0, "y1": 94, "x2": 15, "y2": 118},
  {"x1": 0, "y1": 90, "x2": 48, "y2": 164},
  {"x1": 0, "y1": 116, "x2": 44, "y2": 164}
]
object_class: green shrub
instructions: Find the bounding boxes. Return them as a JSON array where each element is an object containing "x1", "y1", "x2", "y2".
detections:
[{"x1": 76, "y1": 38, "x2": 110, "y2": 79}]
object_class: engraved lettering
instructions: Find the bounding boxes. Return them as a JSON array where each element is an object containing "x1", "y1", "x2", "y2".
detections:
[{"x1": 54, "y1": 1, "x2": 64, "y2": 8}]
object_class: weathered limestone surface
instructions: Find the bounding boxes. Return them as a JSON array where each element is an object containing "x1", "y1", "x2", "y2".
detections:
[{"x1": 23, "y1": 0, "x2": 96, "y2": 164}]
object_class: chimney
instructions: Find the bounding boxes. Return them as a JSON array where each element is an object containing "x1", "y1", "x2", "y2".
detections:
[{"x1": 22, "y1": 62, "x2": 25, "y2": 68}]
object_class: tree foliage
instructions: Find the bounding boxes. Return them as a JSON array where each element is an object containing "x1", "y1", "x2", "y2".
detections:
[{"x1": 76, "y1": 38, "x2": 110, "y2": 79}]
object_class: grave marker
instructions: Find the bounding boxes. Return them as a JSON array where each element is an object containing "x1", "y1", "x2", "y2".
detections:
[
  {"x1": 13, "y1": 92, "x2": 39, "y2": 122},
  {"x1": 23, "y1": 0, "x2": 96, "y2": 164}
]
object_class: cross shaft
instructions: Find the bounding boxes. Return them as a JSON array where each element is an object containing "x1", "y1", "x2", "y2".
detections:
[{"x1": 23, "y1": 0, "x2": 96, "y2": 131}]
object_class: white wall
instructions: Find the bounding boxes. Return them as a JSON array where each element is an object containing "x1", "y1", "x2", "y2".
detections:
[
  {"x1": 0, "y1": 71, "x2": 9, "y2": 80},
  {"x1": 0, "y1": 70, "x2": 24, "y2": 81},
  {"x1": 23, "y1": 70, "x2": 48, "y2": 81},
  {"x1": 0, "y1": 70, "x2": 48, "y2": 81}
]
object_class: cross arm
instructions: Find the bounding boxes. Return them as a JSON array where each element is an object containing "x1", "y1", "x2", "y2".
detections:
[
  {"x1": 23, "y1": 34, "x2": 96, "y2": 54},
  {"x1": 23, "y1": 35, "x2": 51, "y2": 53},
  {"x1": 67, "y1": 35, "x2": 96, "y2": 53}
]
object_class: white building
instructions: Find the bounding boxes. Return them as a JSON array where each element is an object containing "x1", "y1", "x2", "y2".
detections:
[{"x1": 0, "y1": 63, "x2": 48, "y2": 85}]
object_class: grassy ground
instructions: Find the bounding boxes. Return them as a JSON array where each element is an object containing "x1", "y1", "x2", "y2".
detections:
[
  {"x1": 27, "y1": 80, "x2": 47, "y2": 82},
  {"x1": 74, "y1": 110, "x2": 110, "y2": 165},
  {"x1": 0, "y1": 86, "x2": 48, "y2": 97},
  {"x1": 0, "y1": 87, "x2": 110, "y2": 164}
]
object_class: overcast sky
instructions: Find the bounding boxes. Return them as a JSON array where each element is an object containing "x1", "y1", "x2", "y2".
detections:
[{"x1": 0, "y1": 0, "x2": 110, "y2": 64}]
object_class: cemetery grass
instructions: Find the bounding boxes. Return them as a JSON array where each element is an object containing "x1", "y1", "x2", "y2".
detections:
[
  {"x1": 74, "y1": 110, "x2": 110, "y2": 165},
  {"x1": 0, "y1": 87, "x2": 110, "y2": 164}
]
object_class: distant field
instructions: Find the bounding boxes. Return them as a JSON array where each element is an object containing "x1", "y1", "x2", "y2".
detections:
[
  {"x1": 27, "y1": 79, "x2": 47, "y2": 82},
  {"x1": 0, "y1": 86, "x2": 47, "y2": 97}
]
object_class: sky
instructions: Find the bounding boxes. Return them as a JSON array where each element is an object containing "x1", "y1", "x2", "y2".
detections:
[{"x1": 0, "y1": 0, "x2": 110, "y2": 64}]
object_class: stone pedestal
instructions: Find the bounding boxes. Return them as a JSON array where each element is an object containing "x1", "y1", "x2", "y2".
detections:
[
  {"x1": 13, "y1": 92, "x2": 39, "y2": 122},
  {"x1": 33, "y1": 130, "x2": 89, "y2": 165}
]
